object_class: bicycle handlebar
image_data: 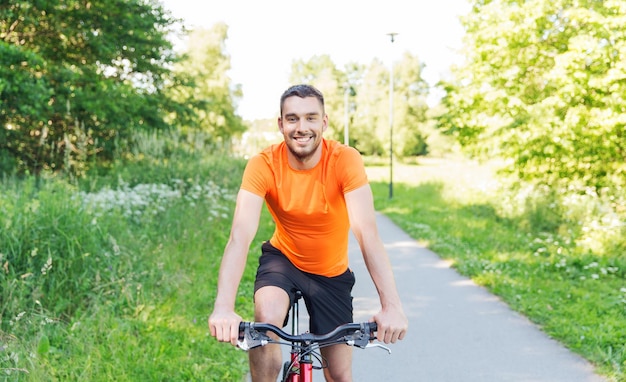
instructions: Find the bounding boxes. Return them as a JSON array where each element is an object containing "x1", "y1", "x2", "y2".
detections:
[{"x1": 238, "y1": 321, "x2": 378, "y2": 351}]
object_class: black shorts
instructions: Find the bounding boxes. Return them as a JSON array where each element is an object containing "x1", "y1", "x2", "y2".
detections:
[{"x1": 254, "y1": 241, "x2": 355, "y2": 335}]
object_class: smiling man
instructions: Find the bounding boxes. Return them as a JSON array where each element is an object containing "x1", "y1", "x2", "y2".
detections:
[{"x1": 208, "y1": 84, "x2": 407, "y2": 382}]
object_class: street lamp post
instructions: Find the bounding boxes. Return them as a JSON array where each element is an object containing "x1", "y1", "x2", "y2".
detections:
[
  {"x1": 387, "y1": 32, "x2": 397, "y2": 199},
  {"x1": 344, "y1": 84, "x2": 349, "y2": 145}
]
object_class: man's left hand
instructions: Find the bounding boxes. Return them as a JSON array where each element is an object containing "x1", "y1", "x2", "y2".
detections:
[{"x1": 373, "y1": 306, "x2": 408, "y2": 344}]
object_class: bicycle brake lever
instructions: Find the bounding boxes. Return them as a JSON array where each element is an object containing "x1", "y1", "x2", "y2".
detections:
[
  {"x1": 345, "y1": 330, "x2": 375, "y2": 349},
  {"x1": 365, "y1": 343, "x2": 392, "y2": 354},
  {"x1": 237, "y1": 329, "x2": 270, "y2": 351},
  {"x1": 237, "y1": 338, "x2": 251, "y2": 351}
]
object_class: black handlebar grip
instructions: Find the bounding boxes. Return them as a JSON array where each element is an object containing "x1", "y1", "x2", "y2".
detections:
[
  {"x1": 369, "y1": 322, "x2": 378, "y2": 332},
  {"x1": 238, "y1": 322, "x2": 247, "y2": 340}
]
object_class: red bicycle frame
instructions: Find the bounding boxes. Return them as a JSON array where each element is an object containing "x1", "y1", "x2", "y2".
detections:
[{"x1": 284, "y1": 291, "x2": 312, "y2": 381}]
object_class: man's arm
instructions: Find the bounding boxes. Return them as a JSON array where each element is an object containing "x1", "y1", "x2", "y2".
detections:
[
  {"x1": 344, "y1": 184, "x2": 408, "y2": 344},
  {"x1": 208, "y1": 189, "x2": 264, "y2": 346}
]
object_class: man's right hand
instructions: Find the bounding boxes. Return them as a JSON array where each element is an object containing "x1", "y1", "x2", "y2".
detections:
[{"x1": 208, "y1": 309, "x2": 243, "y2": 346}]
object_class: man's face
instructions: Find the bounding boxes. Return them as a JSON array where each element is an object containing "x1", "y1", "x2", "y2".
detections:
[{"x1": 278, "y1": 96, "x2": 328, "y2": 164}]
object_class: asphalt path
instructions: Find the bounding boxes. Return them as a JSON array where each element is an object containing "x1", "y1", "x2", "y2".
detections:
[
  {"x1": 247, "y1": 213, "x2": 606, "y2": 381},
  {"x1": 349, "y1": 213, "x2": 606, "y2": 382}
]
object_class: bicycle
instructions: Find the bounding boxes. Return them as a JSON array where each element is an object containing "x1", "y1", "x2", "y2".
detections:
[{"x1": 238, "y1": 291, "x2": 391, "y2": 382}]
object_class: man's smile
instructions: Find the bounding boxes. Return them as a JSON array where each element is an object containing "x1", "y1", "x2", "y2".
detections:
[{"x1": 293, "y1": 136, "x2": 313, "y2": 143}]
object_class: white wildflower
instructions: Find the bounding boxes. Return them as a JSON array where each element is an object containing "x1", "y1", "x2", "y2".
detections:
[{"x1": 41, "y1": 257, "x2": 52, "y2": 275}]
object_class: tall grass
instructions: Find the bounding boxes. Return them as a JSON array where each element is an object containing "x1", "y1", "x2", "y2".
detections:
[
  {"x1": 368, "y1": 158, "x2": 626, "y2": 382},
  {"x1": 0, "y1": 147, "x2": 269, "y2": 381}
]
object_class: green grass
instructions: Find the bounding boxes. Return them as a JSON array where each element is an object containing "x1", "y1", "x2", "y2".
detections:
[
  {"x1": 0, "y1": 152, "x2": 272, "y2": 381},
  {"x1": 1, "y1": 153, "x2": 624, "y2": 381},
  {"x1": 368, "y1": 158, "x2": 626, "y2": 382}
]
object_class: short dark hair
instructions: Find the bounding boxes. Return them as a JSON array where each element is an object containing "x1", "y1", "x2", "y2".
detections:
[{"x1": 280, "y1": 84, "x2": 325, "y2": 116}]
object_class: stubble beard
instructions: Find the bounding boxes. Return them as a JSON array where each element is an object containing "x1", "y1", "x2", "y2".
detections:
[{"x1": 287, "y1": 134, "x2": 319, "y2": 163}]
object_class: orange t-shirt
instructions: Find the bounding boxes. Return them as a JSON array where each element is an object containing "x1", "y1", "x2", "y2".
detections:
[{"x1": 240, "y1": 139, "x2": 369, "y2": 277}]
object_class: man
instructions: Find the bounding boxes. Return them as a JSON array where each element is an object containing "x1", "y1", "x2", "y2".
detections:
[{"x1": 209, "y1": 84, "x2": 407, "y2": 382}]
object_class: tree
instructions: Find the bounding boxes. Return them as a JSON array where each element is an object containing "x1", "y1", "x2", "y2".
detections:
[
  {"x1": 352, "y1": 58, "x2": 389, "y2": 156},
  {"x1": 394, "y1": 52, "x2": 430, "y2": 157},
  {"x1": 170, "y1": 23, "x2": 246, "y2": 148},
  {"x1": 0, "y1": 42, "x2": 52, "y2": 172},
  {"x1": 439, "y1": 0, "x2": 626, "y2": 193},
  {"x1": 0, "y1": 0, "x2": 181, "y2": 175},
  {"x1": 351, "y1": 54, "x2": 429, "y2": 157}
]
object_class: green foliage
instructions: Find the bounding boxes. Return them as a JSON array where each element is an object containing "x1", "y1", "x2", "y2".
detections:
[
  {"x1": 0, "y1": 152, "x2": 262, "y2": 381},
  {"x1": 169, "y1": 23, "x2": 246, "y2": 144},
  {"x1": 401, "y1": 131, "x2": 429, "y2": 157},
  {"x1": 0, "y1": 42, "x2": 53, "y2": 174},
  {"x1": 0, "y1": 178, "x2": 132, "y2": 321},
  {"x1": 82, "y1": 130, "x2": 246, "y2": 191},
  {"x1": 393, "y1": 52, "x2": 430, "y2": 157},
  {"x1": 0, "y1": 42, "x2": 52, "y2": 123},
  {"x1": 439, "y1": 0, "x2": 626, "y2": 196},
  {"x1": 0, "y1": 0, "x2": 184, "y2": 176},
  {"x1": 352, "y1": 59, "x2": 389, "y2": 155}
]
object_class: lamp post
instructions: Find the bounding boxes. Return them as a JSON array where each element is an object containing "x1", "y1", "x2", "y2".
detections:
[
  {"x1": 344, "y1": 84, "x2": 349, "y2": 145},
  {"x1": 387, "y1": 32, "x2": 397, "y2": 199}
]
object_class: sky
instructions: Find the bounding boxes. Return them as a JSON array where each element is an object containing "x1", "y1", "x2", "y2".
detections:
[{"x1": 159, "y1": 0, "x2": 471, "y2": 121}]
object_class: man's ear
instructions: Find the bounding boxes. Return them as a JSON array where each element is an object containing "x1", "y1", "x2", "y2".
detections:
[
  {"x1": 322, "y1": 114, "x2": 328, "y2": 132},
  {"x1": 277, "y1": 117, "x2": 284, "y2": 134}
]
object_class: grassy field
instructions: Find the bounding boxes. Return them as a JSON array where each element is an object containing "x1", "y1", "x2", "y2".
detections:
[
  {"x1": 0, "y1": 154, "x2": 259, "y2": 381},
  {"x1": 367, "y1": 157, "x2": 625, "y2": 382},
  {"x1": 1, "y1": 154, "x2": 623, "y2": 381}
]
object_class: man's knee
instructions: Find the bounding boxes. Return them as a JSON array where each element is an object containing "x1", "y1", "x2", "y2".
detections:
[
  {"x1": 322, "y1": 345, "x2": 353, "y2": 382},
  {"x1": 254, "y1": 286, "x2": 290, "y2": 325},
  {"x1": 249, "y1": 346, "x2": 282, "y2": 381}
]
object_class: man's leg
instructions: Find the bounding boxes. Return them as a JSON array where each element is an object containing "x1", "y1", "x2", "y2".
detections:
[
  {"x1": 321, "y1": 344, "x2": 353, "y2": 382},
  {"x1": 306, "y1": 268, "x2": 356, "y2": 382},
  {"x1": 249, "y1": 286, "x2": 290, "y2": 382}
]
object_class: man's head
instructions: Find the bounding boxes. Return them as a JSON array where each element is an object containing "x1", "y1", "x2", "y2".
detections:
[
  {"x1": 278, "y1": 84, "x2": 328, "y2": 168},
  {"x1": 280, "y1": 84, "x2": 325, "y2": 118}
]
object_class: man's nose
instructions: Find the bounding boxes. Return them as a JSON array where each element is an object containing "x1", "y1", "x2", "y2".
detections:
[{"x1": 294, "y1": 120, "x2": 306, "y2": 131}]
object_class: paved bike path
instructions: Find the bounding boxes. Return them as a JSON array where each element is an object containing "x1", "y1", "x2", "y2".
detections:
[{"x1": 348, "y1": 213, "x2": 606, "y2": 382}]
